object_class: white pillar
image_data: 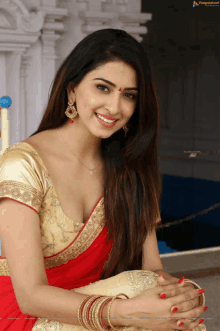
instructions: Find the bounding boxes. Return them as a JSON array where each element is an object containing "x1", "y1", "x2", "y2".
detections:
[
  {"x1": 20, "y1": 54, "x2": 30, "y2": 141},
  {"x1": 41, "y1": 31, "x2": 59, "y2": 111},
  {"x1": 0, "y1": 53, "x2": 6, "y2": 96},
  {"x1": 89, "y1": 0, "x2": 102, "y2": 11},
  {"x1": 5, "y1": 51, "x2": 22, "y2": 144}
]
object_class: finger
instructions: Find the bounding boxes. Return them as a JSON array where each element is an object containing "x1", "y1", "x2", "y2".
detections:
[
  {"x1": 157, "y1": 275, "x2": 180, "y2": 285},
  {"x1": 159, "y1": 283, "x2": 191, "y2": 299},
  {"x1": 170, "y1": 300, "x2": 205, "y2": 321},
  {"x1": 175, "y1": 316, "x2": 204, "y2": 330},
  {"x1": 171, "y1": 295, "x2": 203, "y2": 314},
  {"x1": 164, "y1": 285, "x2": 195, "y2": 299},
  {"x1": 170, "y1": 287, "x2": 204, "y2": 311}
]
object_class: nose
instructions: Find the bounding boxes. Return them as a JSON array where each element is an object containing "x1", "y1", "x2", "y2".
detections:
[{"x1": 106, "y1": 93, "x2": 121, "y2": 114}]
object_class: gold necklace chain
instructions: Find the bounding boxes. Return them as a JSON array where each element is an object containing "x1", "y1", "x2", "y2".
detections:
[{"x1": 57, "y1": 129, "x2": 100, "y2": 176}]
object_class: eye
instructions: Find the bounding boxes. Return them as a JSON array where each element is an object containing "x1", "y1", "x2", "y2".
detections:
[
  {"x1": 96, "y1": 84, "x2": 136, "y2": 101},
  {"x1": 96, "y1": 84, "x2": 109, "y2": 93}
]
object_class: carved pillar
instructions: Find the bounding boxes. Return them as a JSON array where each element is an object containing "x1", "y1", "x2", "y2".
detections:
[
  {"x1": 20, "y1": 53, "x2": 31, "y2": 141},
  {"x1": 5, "y1": 51, "x2": 22, "y2": 143},
  {"x1": 0, "y1": 54, "x2": 6, "y2": 97},
  {"x1": 41, "y1": 30, "x2": 60, "y2": 110},
  {"x1": 38, "y1": 5, "x2": 68, "y2": 113},
  {"x1": 0, "y1": 0, "x2": 68, "y2": 142}
]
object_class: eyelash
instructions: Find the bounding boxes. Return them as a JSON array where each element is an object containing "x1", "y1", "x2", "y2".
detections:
[{"x1": 96, "y1": 84, "x2": 136, "y2": 100}]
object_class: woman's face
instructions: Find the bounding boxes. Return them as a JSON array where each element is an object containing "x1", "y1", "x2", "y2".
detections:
[{"x1": 67, "y1": 61, "x2": 139, "y2": 138}]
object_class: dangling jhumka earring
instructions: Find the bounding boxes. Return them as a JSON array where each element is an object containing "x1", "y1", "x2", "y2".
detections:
[{"x1": 65, "y1": 102, "x2": 78, "y2": 123}]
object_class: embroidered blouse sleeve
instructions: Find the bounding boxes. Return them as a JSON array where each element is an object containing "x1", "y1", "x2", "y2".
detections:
[{"x1": 0, "y1": 145, "x2": 44, "y2": 214}]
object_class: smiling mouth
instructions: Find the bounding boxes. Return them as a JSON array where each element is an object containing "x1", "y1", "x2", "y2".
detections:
[{"x1": 95, "y1": 113, "x2": 118, "y2": 123}]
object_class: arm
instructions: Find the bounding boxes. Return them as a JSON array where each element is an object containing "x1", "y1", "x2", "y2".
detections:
[
  {"x1": 23, "y1": 284, "x2": 124, "y2": 327},
  {"x1": 142, "y1": 228, "x2": 163, "y2": 271},
  {"x1": 141, "y1": 229, "x2": 200, "y2": 306},
  {"x1": 0, "y1": 199, "x2": 124, "y2": 328}
]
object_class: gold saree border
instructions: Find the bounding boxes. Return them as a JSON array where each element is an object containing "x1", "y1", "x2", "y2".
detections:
[
  {"x1": 0, "y1": 197, "x2": 105, "y2": 275},
  {"x1": 44, "y1": 197, "x2": 105, "y2": 268}
]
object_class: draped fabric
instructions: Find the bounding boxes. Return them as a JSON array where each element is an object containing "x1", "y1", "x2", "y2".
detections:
[
  {"x1": 0, "y1": 223, "x2": 112, "y2": 331},
  {"x1": 0, "y1": 142, "x2": 111, "y2": 330},
  {"x1": 0, "y1": 142, "x2": 207, "y2": 331}
]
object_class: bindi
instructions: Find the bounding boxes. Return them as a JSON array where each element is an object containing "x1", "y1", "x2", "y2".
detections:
[{"x1": 118, "y1": 88, "x2": 122, "y2": 92}]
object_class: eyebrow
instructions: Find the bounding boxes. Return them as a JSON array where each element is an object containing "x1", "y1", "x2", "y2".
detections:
[{"x1": 93, "y1": 78, "x2": 140, "y2": 92}]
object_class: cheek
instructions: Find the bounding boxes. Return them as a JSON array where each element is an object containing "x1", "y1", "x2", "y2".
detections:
[
  {"x1": 125, "y1": 108, "x2": 135, "y2": 119},
  {"x1": 90, "y1": 97, "x2": 96, "y2": 105}
]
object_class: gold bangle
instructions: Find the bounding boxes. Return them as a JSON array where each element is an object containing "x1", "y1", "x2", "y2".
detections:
[
  {"x1": 89, "y1": 296, "x2": 104, "y2": 331},
  {"x1": 100, "y1": 298, "x2": 112, "y2": 330},
  {"x1": 91, "y1": 297, "x2": 102, "y2": 331},
  {"x1": 91, "y1": 296, "x2": 106, "y2": 331},
  {"x1": 184, "y1": 279, "x2": 205, "y2": 306},
  {"x1": 94, "y1": 297, "x2": 111, "y2": 331},
  {"x1": 83, "y1": 296, "x2": 101, "y2": 330},
  {"x1": 107, "y1": 293, "x2": 129, "y2": 330},
  {"x1": 78, "y1": 295, "x2": 91, "y2": 329},
  {"x1": 89, "y1": 297, "x2": 101, "y2": 330}
]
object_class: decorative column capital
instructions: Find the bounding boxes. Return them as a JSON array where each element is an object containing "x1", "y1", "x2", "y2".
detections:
[
  {"x1": 19, "y1": 10, "x2": 45, "y2": 33},
  {"x1": 77, "y1": 0, "x2": 152, "y2": 42},
  {"x1": 78, "y1": 10, "x2": 152, "y2": 42}
]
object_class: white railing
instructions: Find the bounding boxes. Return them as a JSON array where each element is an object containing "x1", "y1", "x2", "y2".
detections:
[{"x1": 0, "y1": 96, "x2": 11, "y2": 156}]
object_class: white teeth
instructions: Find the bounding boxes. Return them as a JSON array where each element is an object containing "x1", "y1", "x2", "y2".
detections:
[{"x1": 96, "y1": 113, "x2": 116, "y2": 123}]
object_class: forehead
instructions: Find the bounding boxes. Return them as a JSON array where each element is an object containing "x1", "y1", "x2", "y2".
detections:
[{"x1": 86, "y1": 61, "x2": 138, "y2": 85}]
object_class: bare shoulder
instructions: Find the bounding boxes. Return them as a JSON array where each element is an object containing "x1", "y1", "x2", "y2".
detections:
[
  {"x1": 23, "y1": 130, "x2": 54, "y2": 151},
  {"x1": 22, "y1": 130, "x2": 62, "y2": 161}
]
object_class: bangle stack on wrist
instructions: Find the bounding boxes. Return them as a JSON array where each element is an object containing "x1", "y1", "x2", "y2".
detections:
[
  {"x1": 184, "y1": 279, "x2": 205, "y2": 307},
  {"x1": 77, "y1": 293, "x2": 129, "y2": 331}
]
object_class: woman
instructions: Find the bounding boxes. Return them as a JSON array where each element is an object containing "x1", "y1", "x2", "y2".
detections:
[{"x1": 0, "y1": 29, "x2": 207, "y2": 331}]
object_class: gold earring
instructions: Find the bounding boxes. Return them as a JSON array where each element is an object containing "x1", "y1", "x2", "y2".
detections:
[
  {"x1": 123, "y1": 125, "x2": 129, "y2": 137},
  {"x1": 65, "y1": 102, "x2": 78, "y2": 123}
]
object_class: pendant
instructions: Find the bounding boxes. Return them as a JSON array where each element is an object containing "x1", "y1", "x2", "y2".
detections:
[{"x1": 90, "y1": 170, "x2": 93, "y2": 175}]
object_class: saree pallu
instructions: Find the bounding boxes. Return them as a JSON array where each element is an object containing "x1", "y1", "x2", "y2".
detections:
[{"x1": 0, "y1": 223, "x2": 113, "y2": 331}]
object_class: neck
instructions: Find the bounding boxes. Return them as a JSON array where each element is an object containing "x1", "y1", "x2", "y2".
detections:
[{"x1": 56, "y1": 120, "x2": 103, "y2": 165}]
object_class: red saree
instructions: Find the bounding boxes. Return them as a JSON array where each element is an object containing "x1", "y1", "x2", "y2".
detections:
[
  {"x1": 0, "y1": 143, "x2": 208, "y2": 331},
  {"x1": 0, "y1": 195, "x2": 113, "y2": 331}
]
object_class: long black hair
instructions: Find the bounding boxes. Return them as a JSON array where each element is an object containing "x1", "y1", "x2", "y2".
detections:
[{"x1": 30, "y1": 29, "x2": 161, "y2": 280}]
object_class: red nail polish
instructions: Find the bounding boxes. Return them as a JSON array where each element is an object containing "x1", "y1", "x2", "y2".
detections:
[
  {"x1": 159, "y1": 274, "x2": 165, "y2": 279},
  {"x1": 178, "y1": 276, "x2": 184, "y2": 284},
  {"x1": 203, "y1": 306, "x2": 208, "y2": 311},
  {"x1": 198, "y1": 289, "x2": 205, "y2": 294},
  {"x1": 199, "y1": 319, "x2": 204, "y2": 324},
  {"x1": 160, "y1": 293, "x2": 166, "y2": 299},
  {"x1": 178, "y1": 322, "x2": 184, "y2": 327},
  {"x1": 172, "y1": 307, "x2": 178, "y2": 313}
]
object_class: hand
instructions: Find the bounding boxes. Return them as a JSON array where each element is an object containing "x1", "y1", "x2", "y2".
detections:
[
  {"x1": 157, "y1": 275, "x2": 206, "y2": 330},
  {"x1": 120, "y1": 281, "x2": 204, "y2": 331},
  {"x1": 158, "y1": 274, "x2": 200, "y2": 308}
]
